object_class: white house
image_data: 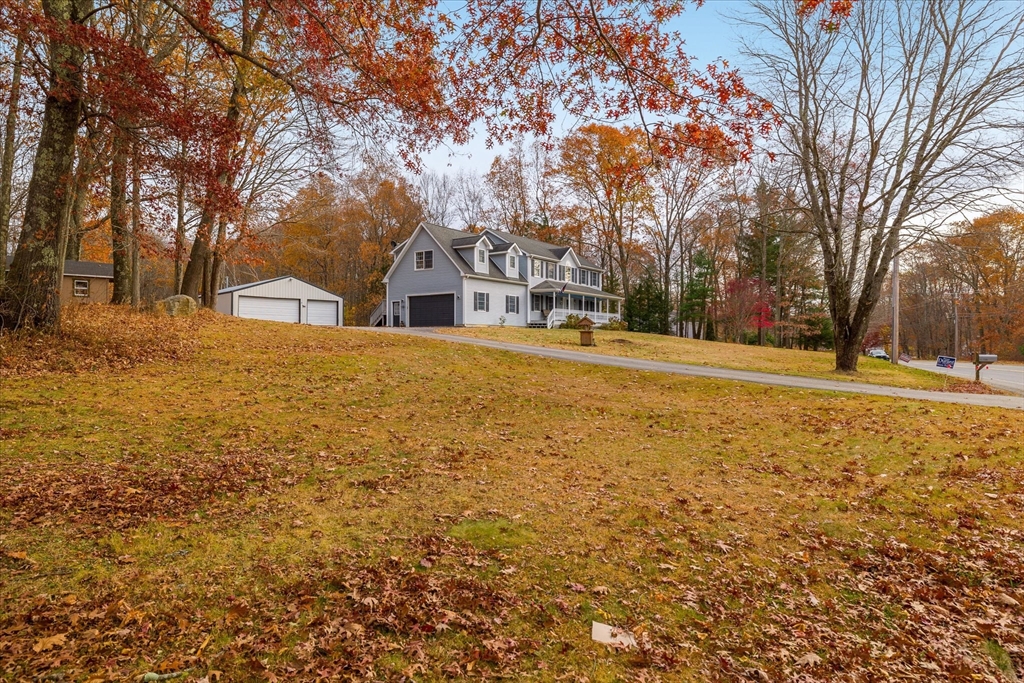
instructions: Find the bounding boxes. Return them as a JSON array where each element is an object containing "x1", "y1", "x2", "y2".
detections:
[
  {"x1": 376, "y1": 222, "x2": 622, "y2": 328},
  {"x1": 217, "y1": 276, "x2": 344, "y2": 326}
]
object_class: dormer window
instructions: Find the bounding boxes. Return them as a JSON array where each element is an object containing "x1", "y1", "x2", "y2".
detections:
[
  {"x1": 477, "y1": 248, "x2": 485, "y2": 263},
  {"x1": 508, "y1": 254, "x2": 516, "y2": 271}
]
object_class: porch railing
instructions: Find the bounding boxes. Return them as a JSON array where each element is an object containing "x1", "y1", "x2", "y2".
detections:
[{"x1": 545, "y1": 308, "x2": 617, "y2": 329}]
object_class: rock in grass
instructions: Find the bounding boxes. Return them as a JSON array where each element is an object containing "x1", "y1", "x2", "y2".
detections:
[{"x1": 154, "y1": 295, "x2": 198, "y2": 317}]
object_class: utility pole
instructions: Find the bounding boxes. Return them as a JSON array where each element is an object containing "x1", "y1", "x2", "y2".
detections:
[
  {"x1": 891, "y1": 251, "x2": 899, "y2": 365},
  {"x1": 953, "y1": 297, "x2": 959, "y2": 360}
]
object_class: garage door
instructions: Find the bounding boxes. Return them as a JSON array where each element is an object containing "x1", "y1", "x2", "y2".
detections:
[
  {"x1": 307, "y1": 299, "x2": 339, "y2": 326},
  {"x1": 237, "y1": 295, "x2": 300, "y2": 323},
  {"x1": 408, "y1": 293, "x2": 455, "y2": 327}
]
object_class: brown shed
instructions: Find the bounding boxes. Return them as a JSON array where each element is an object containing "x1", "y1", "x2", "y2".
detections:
[{"x1": 5, "y1": 257, "x2": 113, "y2": 305}]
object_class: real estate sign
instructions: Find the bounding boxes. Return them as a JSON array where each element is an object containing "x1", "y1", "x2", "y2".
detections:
[{"x1": 936, "y1": 356, "x2": 956, "y2": 369}]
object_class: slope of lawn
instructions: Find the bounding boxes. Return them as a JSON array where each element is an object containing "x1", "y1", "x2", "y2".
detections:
[
  {"x1": 445, "y1": 326, "x2": 982, "y2": 392},
  {"x1": 2, "y1": 307, "x2": 1022, "y2": 682}
]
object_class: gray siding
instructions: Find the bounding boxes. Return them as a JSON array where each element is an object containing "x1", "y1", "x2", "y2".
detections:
[{"x1": 387, "y1": 228, "x2": 464, "y2": 326}]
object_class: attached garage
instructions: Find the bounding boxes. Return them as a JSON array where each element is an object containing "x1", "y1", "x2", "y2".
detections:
[
  {"x1": 217, "y1": 277, "x2": 344, "y2": 326},
  {"x1": 408, "y1": 293, "x2": 455, "y2": 327}
]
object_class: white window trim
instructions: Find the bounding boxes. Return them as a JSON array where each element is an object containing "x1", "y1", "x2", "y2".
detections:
[
  {"x1": 474, "y1": 291, "x2": 489, "y2": 312},
  {"x1": 73, "y1": 279, "x2": 90, "y2": 297},
  {"x1": 414, "y1": 250, "x2": 434, "y2": 271},
  {"x1": 508, "y1": 254, "x2": 516, "y2": 271},
  {"x1": 505, "y1": 295, "x2": 519, "y2": 314},
  {"x1": 477, "y1": 248, "x2": 486, "y2": 263}
]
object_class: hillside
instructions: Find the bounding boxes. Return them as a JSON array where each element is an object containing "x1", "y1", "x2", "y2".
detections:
[{"x1": 2, "y1": 310, "x2": 1022, "y2": 681}]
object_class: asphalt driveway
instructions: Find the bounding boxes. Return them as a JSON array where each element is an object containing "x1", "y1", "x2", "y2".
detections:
[{"x1": 367, "y1": 328, "x2": 1024, "y2": 411}]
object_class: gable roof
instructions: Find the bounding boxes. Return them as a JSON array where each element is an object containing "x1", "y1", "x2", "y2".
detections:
[
  {"x1": 64, "y1": 260, "x2": 114, "y2": 279},
  {"x1": 417, "y1": 223, "x2": 526, "y2": 283},
  {"x1": 4, "y1": 256, "x2": 114, "y2": 279},
  {"x1": 218, "y1": 275, "x2": 342, "y2": 298},
  {"x1": 482, "y1": 229, "x2": 601, "y2": 270}
]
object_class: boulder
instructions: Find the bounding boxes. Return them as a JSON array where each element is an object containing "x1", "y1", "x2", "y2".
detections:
[{"x1": 154, "y1": 295, "x2": 198, "y2": 317}]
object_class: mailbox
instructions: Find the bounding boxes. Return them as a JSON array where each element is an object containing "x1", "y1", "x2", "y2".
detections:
[{"x1": 972, "y1": 353, "x2": 997, "y2": 382}]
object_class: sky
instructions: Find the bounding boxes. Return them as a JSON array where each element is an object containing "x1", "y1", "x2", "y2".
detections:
[{"x1": 419, "y1": 0, "x2": 748, "y2": 177}]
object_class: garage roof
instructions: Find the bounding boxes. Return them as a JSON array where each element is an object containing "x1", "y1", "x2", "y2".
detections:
[{"x1": 218, "y1": 276, "x2": 343, "y2": 298}]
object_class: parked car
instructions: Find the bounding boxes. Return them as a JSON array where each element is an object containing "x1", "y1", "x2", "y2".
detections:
[{"x1": 865, "y1": 348, "x2": 890, "y2": 361}]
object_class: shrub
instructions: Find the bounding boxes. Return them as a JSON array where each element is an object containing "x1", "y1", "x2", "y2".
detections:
[
  {"x1": 600, "y1": 317, "x2": 628, "y2": 331},
  {"x1": 559, "y1": 314, "x2": 582, "y2": 329}
]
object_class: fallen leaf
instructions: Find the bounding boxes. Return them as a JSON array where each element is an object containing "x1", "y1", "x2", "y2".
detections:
[
  {"x1": 795, "y1": 652, "x2": 822, "y2": 667},
  {"x1": 33, "y1": 633, "x2": 68, "y2": 653}
]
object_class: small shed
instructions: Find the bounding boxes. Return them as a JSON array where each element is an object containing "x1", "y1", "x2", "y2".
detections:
[{"x1": 217, "y1": 276, "x2": 344, "y2": 326}]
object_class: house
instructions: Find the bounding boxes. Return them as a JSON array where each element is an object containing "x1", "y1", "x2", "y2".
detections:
[
  {"x1": 217, "y1": 276, "x2": 344, "y2": 326},
  {"x1": 4, "y1": 257, "x2": 113, "y2": 304},
  {"x1": 377, "y1": 223, "x2": 622, "y2": 328}
]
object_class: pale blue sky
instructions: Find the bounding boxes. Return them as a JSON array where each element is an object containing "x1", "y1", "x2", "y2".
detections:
[{"x1": 421, "y1": 0, "x2": 748, "y2": 176}]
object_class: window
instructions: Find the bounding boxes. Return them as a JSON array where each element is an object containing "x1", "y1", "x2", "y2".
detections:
[
  {"x1": 532, "y1": 294, "x2": 544, "y2": 311},
  {"x1": 532, "y1": 259, "x2": 542, "y2": 277},
  {"x1": 73, "y1": 279, "x2": 89, "y2": 297},
  {"x1": 474, "y1": 291, "x2": 489, "y2": 312},
  {"x1": 508, "y1": 254, "x2": 516, "y2": 271},
  {"x1": 591, "y1": 271, "x2": 600, "y2": 288},
  {"x1": 558, "y1": 265, "x2": 566, "y2": 281},
  {"x1": 477, "y1": 248, "x2": 486, "y2": 263},
  {"x1": 415, "y1": 250, "x2": 433, "y2": 270},
  {"x1": 505, "y1": 295, "x2": 519, "y2": 314}
]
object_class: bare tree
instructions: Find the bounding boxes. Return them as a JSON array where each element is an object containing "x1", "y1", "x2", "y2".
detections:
[
  {"x1": 418, "y1": 171, "x2": 455, "y2": 226},
  {"x1": 743, "y1": 0, "x2": 1024, "y2": 371}
]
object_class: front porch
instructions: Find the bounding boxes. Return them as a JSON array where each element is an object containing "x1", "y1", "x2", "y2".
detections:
[{"x1": 529, "y1": 289, "x2": 623, "y2": 328}]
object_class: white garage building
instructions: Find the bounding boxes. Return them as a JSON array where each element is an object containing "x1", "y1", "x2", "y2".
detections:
[{"x1": 216, "y1": 276, "x2": 344, "y2": 326}]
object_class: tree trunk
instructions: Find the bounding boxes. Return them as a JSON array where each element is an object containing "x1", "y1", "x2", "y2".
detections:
[
  {"x1": 0, "y1": 37, "x2": 24, "y2": 286},
  {"x1": 1, "y1": 0, "x2": 91, "y2": 329},
  {"x1": 174, "y1": 141, "x2": 186, "y2": 294},
  {"x1": 131, "y1": 141, "x2": 141, "y2": 307},
  {"x1": 110, "y1": 127, "x2": 131, "y2": 303},
  {"x1": 207, "y1": 215, "x2": 227, "y2": 310},
  {"x1": 180, "y1": 207, "x2": 213, "y2": 300}
]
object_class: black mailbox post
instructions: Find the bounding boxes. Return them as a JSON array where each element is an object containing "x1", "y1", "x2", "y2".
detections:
[{"x1": 973, "y1": 353, "x2": 997, "y2": 382}]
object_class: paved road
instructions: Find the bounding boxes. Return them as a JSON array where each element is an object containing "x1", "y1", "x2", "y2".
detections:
[
  {"x1": 905, "y1": 359, "x2": 1024, "y2": 396},
  {"x1": 367, "y1": 328, "x2": 1024, "y2": 410}
]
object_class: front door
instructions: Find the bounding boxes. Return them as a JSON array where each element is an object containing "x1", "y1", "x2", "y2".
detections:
[{"x1": 392, "y1": 300, "x2": 401, "y2": 326}]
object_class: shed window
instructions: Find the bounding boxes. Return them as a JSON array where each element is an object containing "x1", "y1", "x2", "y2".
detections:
[
  {"x1": 474, "y1": 291, "x2": 489, "y2": 312},
  {"x1": 505, "y1": 295, "x2": 519, "y2": 314},
  {"x1": 414, "y1": 250, "x2": 433, "y2": 270},
  {"x1": 73, "y1": 279, "x2": 89, "y2": 297}
]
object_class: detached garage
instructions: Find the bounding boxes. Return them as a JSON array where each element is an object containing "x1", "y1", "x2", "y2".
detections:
[{"x1": 217, "y1": 277, "x2": 343, "y2": 326}]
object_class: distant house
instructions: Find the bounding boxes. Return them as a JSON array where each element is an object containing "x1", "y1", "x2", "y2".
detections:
[
  {"x1": 376, "y1": 222, "x2": 622, "y2": 328},
  {"x1": 217, "y1": 276, "x2": 344, "y2": 326},
  {"x1": 4, "y1": 257, "x2": 113, "y2": 304}
]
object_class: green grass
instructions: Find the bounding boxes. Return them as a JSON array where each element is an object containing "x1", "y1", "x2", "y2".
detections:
[
  {"x1": 1, "y1": 311, "x2": 1022, "y2": 681},
  {"x1": 445, "y1": 326, "x2": 977, "y2": 391}
]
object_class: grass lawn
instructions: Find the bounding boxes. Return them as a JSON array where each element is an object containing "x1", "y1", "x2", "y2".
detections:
[
  {"x1": 2, "y1": 308, "x2": 1022, "y2": 681},
  {"x1": 444, "y1": 327, "x2": 983, "y2": 392}
]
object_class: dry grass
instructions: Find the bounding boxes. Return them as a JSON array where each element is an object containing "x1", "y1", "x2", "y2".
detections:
[
  {"x1": 2, "y1": 311, "x2": 1022, "y2": 681},
  {"x1": 446, "y1": 326, "x2": 984, "y2": 392}
]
